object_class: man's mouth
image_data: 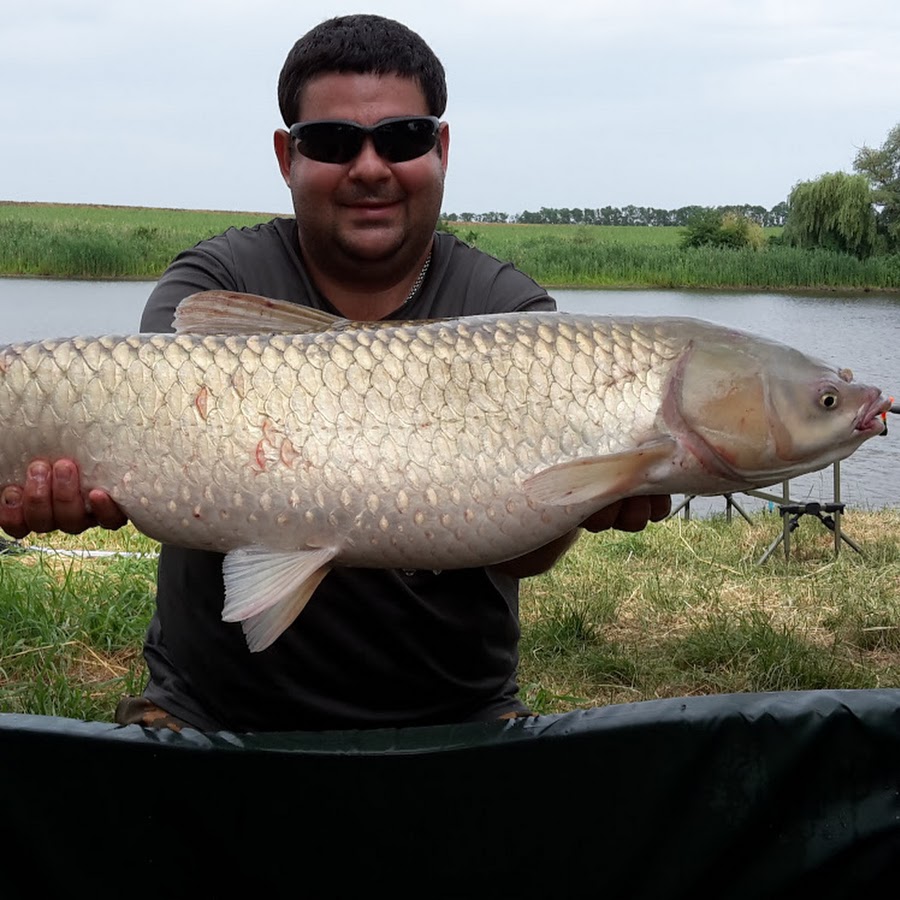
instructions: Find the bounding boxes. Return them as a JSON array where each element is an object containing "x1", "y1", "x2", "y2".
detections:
[{"x1": 342, "y1": 195, "x2": 403, "y2": 209}]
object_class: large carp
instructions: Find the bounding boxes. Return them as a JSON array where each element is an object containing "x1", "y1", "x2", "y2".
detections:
[{"x1": 0, "y1": 291, "x2": 890, "y2": 651}]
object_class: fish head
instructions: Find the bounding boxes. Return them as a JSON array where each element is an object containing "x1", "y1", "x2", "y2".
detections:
[{"x1": 671, "y1": 330, "x2": 889, "y2": 487}]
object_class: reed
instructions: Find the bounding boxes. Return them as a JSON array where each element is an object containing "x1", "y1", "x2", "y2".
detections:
[
  {"x1": 0, "y1": 203, "x2": 276, "y2": 279},
  {"x1": 2, "y1": 510, "x2": 899, "y2": 723},
  {"x1": 468, "y1": 228, "x2": 900, "y2": 290}
]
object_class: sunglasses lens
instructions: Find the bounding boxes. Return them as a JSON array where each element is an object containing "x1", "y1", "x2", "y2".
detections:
[
  {"x1": 290, "y1": 117, "x2": 438, "y2": 164},
  {"x1": 293, "y1": 122, "x2": 363, "y2": 163},
  {"x1": 373, "y1": 118, "x2": 439, "y2": 162}
]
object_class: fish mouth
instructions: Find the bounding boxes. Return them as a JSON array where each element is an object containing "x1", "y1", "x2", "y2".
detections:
[{"x1": 854, "y1": 392, "x2": 892, "y2": 436}]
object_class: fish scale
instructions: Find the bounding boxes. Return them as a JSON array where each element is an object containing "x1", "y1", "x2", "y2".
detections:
[
  {"x1": 0, "y1": 292, "x2": 888, "y2": 651},
  {"x1": 0, "y1": 319, "x2": 598, "y2": 559}
]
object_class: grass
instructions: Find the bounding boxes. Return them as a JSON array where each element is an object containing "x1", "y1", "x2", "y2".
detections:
[
  {"x1": 2, "y1": 201, "x2": 898, "y2": 291},
  {"x1": 517, "y1": 508, "x2": 900, "y2": 715},
  {"x1": 0, "y1": 527, "x2": 158, "y2": 720},
  {"x1": 2, "y1": 509, "x2": 900, "y2": 722}
]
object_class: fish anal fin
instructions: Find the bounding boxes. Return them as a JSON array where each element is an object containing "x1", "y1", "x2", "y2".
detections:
[
  {"x1": 175, "y1": 290, "x2": 344, "y2": 335},
  {"x1": 523, "y1": 438, "x2": 677, "y2": 507},
  {"x1": 221, "y1": 545, "x2": 337, "y2": 652}
]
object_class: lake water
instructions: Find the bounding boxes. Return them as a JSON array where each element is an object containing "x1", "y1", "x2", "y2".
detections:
[
  {"x1": 2, "y1": 277, "x2": 899, "y2": 515},
  {"x1": 0, "y1": 278, "x2": 157, "y2": 342}
]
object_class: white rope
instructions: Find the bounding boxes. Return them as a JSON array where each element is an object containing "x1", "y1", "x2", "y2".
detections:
[
  {"x1": 1, "y1": 541, "x2": 159, "y2": 560},
  {"x1": 34, "y1": 546, "x2": 159, "y2": 559}
]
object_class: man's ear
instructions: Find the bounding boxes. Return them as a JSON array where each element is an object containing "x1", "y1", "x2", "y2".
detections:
[
  {"x1": 437, "y1": 121, "x2": 450, "y2": 171},
  {"x1": 274, "y1": 129, "x2": 293, "y2": 184}
]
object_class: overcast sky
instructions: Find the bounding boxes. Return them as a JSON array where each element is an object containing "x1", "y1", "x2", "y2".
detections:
[{"x1": 4, "y1": 0, "x2": 899, "y2": 217}]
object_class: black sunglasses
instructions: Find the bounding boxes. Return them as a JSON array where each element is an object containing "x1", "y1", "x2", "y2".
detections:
[{"x1": 289, "y1": 115, "x2": 441, "y2": 164}]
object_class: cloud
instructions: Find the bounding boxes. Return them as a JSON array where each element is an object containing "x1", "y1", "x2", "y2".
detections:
[{"x1": 3, "y1": 0, "x2": 899, "y2": 214}]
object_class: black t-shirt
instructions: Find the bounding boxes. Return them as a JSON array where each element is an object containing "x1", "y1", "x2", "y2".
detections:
[{"x1": 140, "y1": 220, "x2": 555, "y2": 732}]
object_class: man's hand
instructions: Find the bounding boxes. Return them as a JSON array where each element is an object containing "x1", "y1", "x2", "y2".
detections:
[
  {"x1": 0, "y1": 458, "x2": 127, "y2": 539},
  {"x1": 492, "y1": 494, "x2": 672, "y2": 579},
  {"x1": 580, "y1": 495, "x2": 671, "y2": 533}
]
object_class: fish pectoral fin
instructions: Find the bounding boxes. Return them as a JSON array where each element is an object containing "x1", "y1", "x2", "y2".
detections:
[
  {"x1": 174, "y1": 290, "x2": 345, "y2": 335},
  {"x1": 221, "y1": 546, "x2": 337, "y2": 653},
  {"x1": 523, "y1": 438, "x2": 677, "y2": 507}
]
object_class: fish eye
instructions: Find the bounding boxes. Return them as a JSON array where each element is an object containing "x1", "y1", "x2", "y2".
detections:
[{"x1": 820, "y1": 391, "x2": 839, "y2": 409}]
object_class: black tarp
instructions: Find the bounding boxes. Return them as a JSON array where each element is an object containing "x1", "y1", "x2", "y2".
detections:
[{"x1": 1, "y1": 689, "x2": 899, "y2": 898}]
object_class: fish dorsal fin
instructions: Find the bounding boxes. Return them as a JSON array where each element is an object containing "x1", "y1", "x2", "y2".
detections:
[
  {"x1": 174, "y1": 290, "x2": 344, "y2": 335},
  {"x1": 221, "y1": 545, "x2": 337, "y2": 652},
  {"x1": 523, "y1": 438, "x2": 677, "y2": 507}
]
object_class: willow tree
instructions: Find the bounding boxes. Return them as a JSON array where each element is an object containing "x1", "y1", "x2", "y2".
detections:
[
  {"x1": 783, "y1": 172, "x2": 878, "y2": 259},
  {"x1": 854, "y1": 122, "x2": 900, "y2": 250}
]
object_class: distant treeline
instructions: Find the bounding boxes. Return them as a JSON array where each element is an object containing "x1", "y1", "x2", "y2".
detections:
[{"x1": 442, "y1": 203, "x2": 790, "y2": 228}]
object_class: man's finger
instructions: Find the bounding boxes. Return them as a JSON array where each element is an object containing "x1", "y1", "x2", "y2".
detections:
[
  {"x1": 22, "y1": 459, "x2": 56, "y2": 533},
  {"x1": 51, "y1": 459, "x2": 95, "y2": 534},
  {"x1": 580, "y1": 500, "x2": 625, "y2": 533},
  {"x1": 611, "y1": 496, "x2": 653, "y2": 532},
  {"x1": 88, "y1": 489, "x2": 128, "y2": 531},
  {"x1": 0, "y1": 485, "x2": 29, "y2": 539}
]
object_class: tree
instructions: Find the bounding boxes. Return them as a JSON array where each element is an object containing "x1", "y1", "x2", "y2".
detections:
[
  {"x1": 719, "y1": 211, "x2": 766, "y2": 249},
  {"x1": 680, "y1": 208, "x2": 723, "y2": 248},
  {"x1": 679, "y1": 209, "x2": 764, "y2": 250},
  {"x1": 782, "y1": 172, "x2": 878, "y2": 259},
  {"x1": 853, "y1": 122, "x2": 900, "y2": 250}
]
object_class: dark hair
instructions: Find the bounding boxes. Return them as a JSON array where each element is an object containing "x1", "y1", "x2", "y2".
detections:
[{"x1": 277, "y1": 14, "x2": 447, "y2": 126}]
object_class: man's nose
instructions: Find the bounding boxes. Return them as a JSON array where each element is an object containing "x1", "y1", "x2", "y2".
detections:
[{"x1": 347, "y1": 137, "x2": 392, "y2": 177}]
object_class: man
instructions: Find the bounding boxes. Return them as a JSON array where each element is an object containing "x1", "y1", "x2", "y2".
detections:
[{"x1": 0, "y1": 15, "x2": 669, "y2": 732}]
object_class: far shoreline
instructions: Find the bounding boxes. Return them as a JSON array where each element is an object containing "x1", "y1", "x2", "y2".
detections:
[{"x1": 1, "y1": 202, "x2": 898, "y2": 293}]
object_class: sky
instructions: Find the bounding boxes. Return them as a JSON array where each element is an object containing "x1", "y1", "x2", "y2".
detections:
[{"x1": 3, "y1": 0, "x2": 899, "y2": 217}]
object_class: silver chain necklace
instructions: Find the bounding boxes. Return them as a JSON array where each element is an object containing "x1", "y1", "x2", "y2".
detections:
[{"x1": 403, "y1": 250, "x2": 432, "y2": 305}]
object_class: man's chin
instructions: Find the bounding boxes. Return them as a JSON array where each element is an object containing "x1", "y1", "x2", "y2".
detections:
[{"x1": 338, "y1": 228, "x2": 406, "y2": 263}]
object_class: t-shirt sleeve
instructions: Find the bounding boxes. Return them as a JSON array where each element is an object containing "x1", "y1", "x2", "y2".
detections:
[
  {"x1": 487, "y1": 258, "x2": 557, "y2": 313},
  {"x1": 140, "y1": 236, "x2": 241, "y2": 333},
  {"x1": 418, "y1": 232, "x2": 558, "y2": 319}
]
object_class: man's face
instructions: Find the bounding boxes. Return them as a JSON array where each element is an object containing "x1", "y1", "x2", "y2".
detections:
[{"x1": 275, "y1": 72, "x2": 449, "y2": 288}]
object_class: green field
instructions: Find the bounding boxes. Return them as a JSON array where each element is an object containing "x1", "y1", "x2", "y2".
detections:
[{"x1": 2, "y1": 201, "x2": 898, "y2": 290}]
